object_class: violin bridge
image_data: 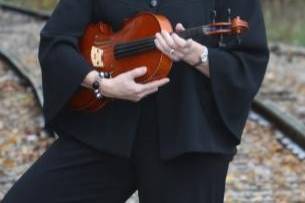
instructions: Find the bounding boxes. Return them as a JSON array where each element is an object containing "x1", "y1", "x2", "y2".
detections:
[{"x1": 91, "y1": 46, "x2": 104, "y2": 68}]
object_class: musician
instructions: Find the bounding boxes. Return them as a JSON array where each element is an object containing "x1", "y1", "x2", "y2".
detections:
[{"x1": 2, "y1": 0, "x2": 269, "y2": 202}]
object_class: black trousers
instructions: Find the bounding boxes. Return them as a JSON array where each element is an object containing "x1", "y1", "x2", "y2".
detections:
[{"x1": 2, "y1": 95, "x2": 233, "y2": 203}]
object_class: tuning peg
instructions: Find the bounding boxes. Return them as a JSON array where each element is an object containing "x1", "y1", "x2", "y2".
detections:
[
  {"x1": 227, "y1": 8, "x2": 231, "y2": 22},
  {"x1": 218, "y1": 34, "x2": 226, "y2": 47},
  {"x1": 211, "y1": 10, "x2": 217, "y2": 23},
  {"x1": 236, "y1": 35, "x2": 242, "y2": 45}
]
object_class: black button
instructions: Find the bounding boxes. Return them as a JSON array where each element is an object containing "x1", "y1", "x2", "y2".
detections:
[{"x1": 150, "y1": 0, "x2": 158, "y2": 8}]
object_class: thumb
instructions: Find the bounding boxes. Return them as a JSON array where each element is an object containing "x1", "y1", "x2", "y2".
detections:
[
  {"x1": 126, "y1": 66, "x2": 147, "y2": 79},
  {"x1": 175, "y1": 23, "x2": 185, "y2": 32}
]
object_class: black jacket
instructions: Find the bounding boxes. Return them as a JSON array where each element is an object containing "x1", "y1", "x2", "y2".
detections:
[{"x1": 38, "y1": 0, "x2": 269, "y2": 160}]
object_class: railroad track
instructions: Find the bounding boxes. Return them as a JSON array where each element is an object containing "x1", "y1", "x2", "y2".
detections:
[
  {"x1": 0, "y1": 1, "x2": 50, "y2": 19},
  {"x1": 1, "y1": 3, "x2": 305, "y2": 202}
]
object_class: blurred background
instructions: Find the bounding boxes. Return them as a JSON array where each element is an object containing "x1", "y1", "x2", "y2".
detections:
[{"x1": 0, "y1": 0, "x2": 305, "y2": 202}]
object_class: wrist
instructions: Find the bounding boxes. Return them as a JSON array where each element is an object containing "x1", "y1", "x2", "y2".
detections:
[
  {"x1": 193, "y1": 45, "x2": 208, "y2": 67},
  {"x1": 82, "y1": 70, "x2": 99, "y2": 89},
  {"x1": 93, "y1": 71, "x2": 112, "y2": 99},
  {"x1": 99, "y1": 77, "x2": 111, "y2": 97}
]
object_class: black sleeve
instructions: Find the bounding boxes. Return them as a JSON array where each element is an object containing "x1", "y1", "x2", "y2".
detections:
[
  {"x1": 207, "y1": 0, "x2": 270, "y2": 139},
  {"x1": 38, "y1": 0, "x2": 94, "y2": 129}
]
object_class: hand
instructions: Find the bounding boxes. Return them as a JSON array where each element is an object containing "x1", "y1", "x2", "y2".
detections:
[
  {"x1": 100, "y1": 66, "x2": 170, "y2": 102},
  {"x1": 154, "y1": 23, "x2": 206, "y2": 66}
]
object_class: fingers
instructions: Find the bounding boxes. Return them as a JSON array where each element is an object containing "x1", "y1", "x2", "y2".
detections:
[
  {"x1": 160, "y1": 31, "x2": 186, "y2": 61},
  {"x1": 161, "y1": 30, "x2": 176, "y2": 49},
  {"x1": 133, "y1": 77, "x2": 169, "y2": 92},
  {"x1": 141, "y1": 78, "x2": 170, "y2": 91},
  {"x1": 155, "y1": 32, "x2": 171, "y2": 52},
  {"x1": 175, "y1": 23, "x2": 186, "y2": 32},
  {"x1": 172, "y1": 34, "x2": 192, "y2": 51},
  {"x1": 154, "y1": 24, "x2": 194, "y2": 61},
  {"x1": 155, "y1": 32, "x2": 182, "y2": 61},
  {"x1": 171, "y1": 33, "x2": 186, "y2": 48},
  {"x1": 135, "y1": 78, "x2": 169, "y2": 94},
  {"x1": 185, "y1": 39, "x2": 193, "y2": 50},
  {"x1": 154, "y1": 38, "x2": 180, "y2": 61},
  {"x1": 131, "y1": 78, "x2": 170, "y2": 102},
  {"x1": 137, "y1": 87, "x2": 159, "y2": 99},
  {"x1": 126, "y1": 66, "x2": 147, "y2": 79}
]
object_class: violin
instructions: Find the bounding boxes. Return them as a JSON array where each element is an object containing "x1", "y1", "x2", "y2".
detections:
[{"x1": 69, "y1": 11, "x2": 249, "y2": 112}]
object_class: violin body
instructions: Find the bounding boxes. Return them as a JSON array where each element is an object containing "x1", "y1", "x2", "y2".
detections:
[{"x1": 69, "y1": 12, "x2": 173, "y2": 112}]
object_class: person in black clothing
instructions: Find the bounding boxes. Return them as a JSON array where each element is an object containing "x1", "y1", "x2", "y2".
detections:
[{"x1": 2, "y1": 0, "x2": 269, "y2": 202}]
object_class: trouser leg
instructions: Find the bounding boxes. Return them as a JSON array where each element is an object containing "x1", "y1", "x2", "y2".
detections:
[
  {"x1": 136, "y1": 151, "x2": 231, "y2": 203},
  {"x1": 133, "y1": 94, "x2": 232, "y2": 203},
  {"x1": 2, "y1": 135, "x2": 137, "y2": 203}
]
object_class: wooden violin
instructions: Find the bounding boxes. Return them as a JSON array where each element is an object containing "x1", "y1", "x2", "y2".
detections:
[{"x1": 69, "y1": 11, "x2": 249, "y2": 112}]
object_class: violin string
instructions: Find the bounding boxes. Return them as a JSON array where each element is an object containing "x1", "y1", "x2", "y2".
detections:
[
  {"x1": 115, "y1": 38, "x2": 155, "y2": 55},
  {"x1": 112, "y1": 25, "x2": 215, "y2": 58},
  {"x1": 115, "y1": 41, "x2": 155, "y2": 58},
  {"x1": 115, "y1": 44, "x2": 154, "y2": 57},
  {"x1": 115, "y1": 46, "x2": 155, "y2": 58},
  {"x1": 115, "y1": 40, "x2": 154, "y2": 53},
  {"x1": 116, "y1": 37, "x2": 154, "y2": 50}
]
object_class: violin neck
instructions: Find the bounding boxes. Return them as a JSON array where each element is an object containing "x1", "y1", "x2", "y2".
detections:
[
  {"x1": 176, "y1": 25, "x2": 210, "y2": 38},
  {"x1": 114, "y1": 25, "x2": 210, "y2": 59}
]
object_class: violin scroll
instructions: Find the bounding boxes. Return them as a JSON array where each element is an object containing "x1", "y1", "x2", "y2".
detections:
[
  {"x1": 207, "y1": 7, "x2": 249, "y2": 38},
  {"x1": 231, "y1": 16, "x2": 249, "y2": 35}
]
